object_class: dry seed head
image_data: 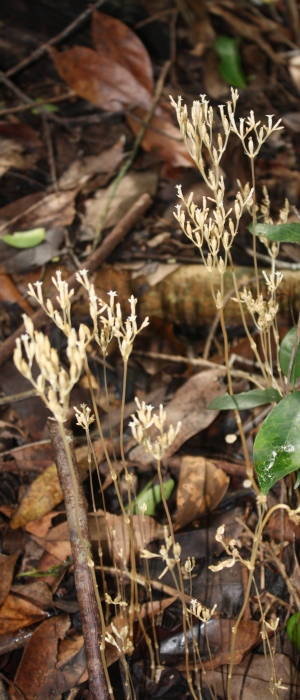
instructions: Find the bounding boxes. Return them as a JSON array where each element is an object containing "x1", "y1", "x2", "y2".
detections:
[{"x1": 74, "y1": 404, "x2": 95, "y2": 430}]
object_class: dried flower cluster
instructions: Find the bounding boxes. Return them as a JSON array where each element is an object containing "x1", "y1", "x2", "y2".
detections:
[
  {"x1": 14, "y1": 270, "x2": 150, "y2": 422},
  {"x1": 14, "y1": 315, "x2": 85, "y2": 423},
  {"x1": 129, "y1": 398, "x2": 181, "y2": 461}
]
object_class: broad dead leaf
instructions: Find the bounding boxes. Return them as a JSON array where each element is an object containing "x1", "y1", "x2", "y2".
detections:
[
  {"x1": 0, "y1": 593, "x2": 47, "y2": 635},
  {"x1": 10, "y1": 614, "x2": 72, "y2": 700},
  {"x1": 0, "y1": 553, "x2": 19, "y2": 607},
  {"x1": 83, "y1": 170, "x2": 158, "y2": 232},
  {"x1": 92, "y1": 10, "x2": 153, "y2": 94},
  {"x1": 51, "y1": 45, "x2": 152, "y2": 112},
  {"x1": 174, "y1": 455, "x2": 229, "y2": 530},
  {"x1": 127, "y1": 106, "x2": 194, "y2": 168},
  {"x1": 0, "y1": 190, "x2": 76, "y2": 236},
  {"x1": 88, "y1": 510, "x2": 164, "y2": 565},
  {"x1": 10, "y1": 580, "x2": 53, "y2": 610},
  {"x1": 130, "y1": 368, "x2": 226, "y2": 467},
  {"x1": 160, "y1": 618, "x2": 260, "y2": 670},
  {"x1": 30, "y1": 521, "x2": 72, "y2": 562},
  {"x1": 203, "y1": 652, "x2": 300, "y2": 699},
  {"x1": 10, "y1": 440, "x2": 106, "y2": 529},
  {"x1": 0, "y1": 137, "x2": 36, "y2": 177},
  {"x1": 58, "y1": 136, "x2": 125, "y2": 190}
]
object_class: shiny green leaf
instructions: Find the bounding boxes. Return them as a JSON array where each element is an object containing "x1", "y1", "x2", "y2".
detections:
[
  {"x1": 287, "y1": 613, "x2": 300, "y2": 652},
  {"x1": 208, "y1": 388, "x2": 281, "y2": 411},
  {"x1": 253, "y1": 392, "x2": 300, "y2": 494},
  {"x1": 279, "y1": 327, "x2": 300, "y2": 385}
]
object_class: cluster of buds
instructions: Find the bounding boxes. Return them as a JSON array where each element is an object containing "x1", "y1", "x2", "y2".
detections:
[
  {"x1": 189, "y1": 597, "x2": 217, "y2": 623},
  {"x1": 170, "y1": 90, "x2": 238, "y2": 182},
  {"x1": 239, "y1": 288, "x2": 279, "y2": 332},
  {"x1": 174, "y1": 180, "x2": 253, "y2": 278},
  {"x1": 77, "y1": 271, "x2": 149, "y2": 361},
  {"x1": 228, "y1": 108, "x2": 283, "y2": 159},
  {"x1": 13, "y1": 315, "x2": 85, "y2": 423},
  {"x1": 209, "y1": 524, "x2": 252, "y2": 573},
  {"x1": 105, "y1": 622, "x2": 133, "y2": 656},
  {"x1": 141, "y1": 526, "x2": 182, "y2": 580},
  {"x1": 129, "y1": 398, "x2": 181, "y2": 461}
]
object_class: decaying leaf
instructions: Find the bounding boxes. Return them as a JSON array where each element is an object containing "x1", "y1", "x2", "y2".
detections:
[
  {"x1": 10, "y1": 440, "x2": 106, "y2": 529},
  {"x1": 58, "y1": 137, "x2": 125, "y2": 190},
  {"x1": 0, "y1": 137, "x2": 36, "y2": 178},
  {"x1": 203, "y1": 652, "x2": 300, "y2": 698},
  {"x1": 0, "y1": 553, "x2": 20, "y2": 607},
  {"x1": 92, "y1": 10, "x2": 153, "y2": 94},
  {"x1": 127, "y1": 106, "x2": 194, "y2": 168},
  {"x1": 51, "y1": 45, "x2": 152, "y2": 112},
  {"x1": 83, "y1": 170, "x2": 158, "y2": 233},
  {"x1": 0, "y1": 190, "x2": 77, "y2": 237},
  {"x1": 0, "y1": 593, "x2": 48, "y2": 635},
  {"x1": 10, "y1": 614, "x2": 72, "y2": 700},
  {"x1": 174, "y1": 455, "x2": 229, "y2": 530},
  {"x1": 88, "y1": 510, "x2": 165, "y2": 565},
  {"x1": 130, "y1": 368, "x2": 226, "y2": 467}
]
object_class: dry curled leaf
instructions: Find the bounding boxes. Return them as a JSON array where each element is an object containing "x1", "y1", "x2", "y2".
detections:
[{"x1": 174, "y1": 455, "x2": 229, "y2": 530}]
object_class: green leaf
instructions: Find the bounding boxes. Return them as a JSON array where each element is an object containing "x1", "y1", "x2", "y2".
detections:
[
  {"x1": 2, "y1": 227, "x2": 46, "y2": 249},
  {"x1": 214, "y1": 36, "x2": 247, "y2": 89},
  {"x1": 287, "y1": 613, "x2": 300, "y2": 652},
  {"x1": 253, "y1": 391, "x2": 300, "y2": 494},
  {"x1": 131, "y1": 477, "x2": 175, "y2": 517},
  {"x1": 31, "y1": 99, "x2": 60, "y2": 115},
  {"x1": 208, "y1": 388, "x2": 282, "y2": 411},
  {"x1": 249, "y1": 221, "x2": 300, "y2": 243},
  {"x1": 279, "y1": 327, "x2": 300, "y2": 385}
]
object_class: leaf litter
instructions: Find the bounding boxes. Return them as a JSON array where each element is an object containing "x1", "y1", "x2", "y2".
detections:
[{"x1": 1, "y1": 0, "x2": 300, "y2": 697}]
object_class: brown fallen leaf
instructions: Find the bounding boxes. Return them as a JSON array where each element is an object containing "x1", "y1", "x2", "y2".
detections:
[
  {"x1": 92, "y1": 10, "x2": 153, "y2": 94},
  {"x1": 0, "y1": 190, "x2": 77, "y2": 237},
  {"x1": 10, "y1": 440, "x2": 106, "y2": 529},
  {"x1": 10, "y1": 580, "x2": 53, "y2": 610},
  {"x1": 0, "y1": 136, "x2": 36, "y2": 177},
  {"x1": 88, "y1": 510, "x2": 165, "y2": 565},
  {"x1": 203, "y1": 652, "x2": 300, "y2": 699},
  {"x1": 127, "y1": 106, "x2": 194, "y2": 169},
  {"x1": 83, "y1": 170, "x2": 158, "y2": 232},
  {"x1": 30, "y1": 521, "x2": 72, "y2": 562},
  {"x1": 0, "y1": 553, "x2": 20, "y2": 607},
  {"x1": 174, "y1": 455, "x2": 229, "y2": 530},
  {"x1": 51, "y1": 45, "x2": 152, "y2": 112},
  {"x1": 10, "y1": 614, "x2": 71, "y2": 700},
  {"x1": 58, "y1": 136, "x2": 125, "y2": 191},
  {"x1": 0, "y1": 593, "x2": 47, "y2": 635},
  {"x1": 129, "y1": 368, "x2": 226, "y2": 467},
  {"x1": 160, "y1": 618, "x2": 260, "y2": 670}
]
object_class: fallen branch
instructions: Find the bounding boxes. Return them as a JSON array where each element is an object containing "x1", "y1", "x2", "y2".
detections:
[{"x1": 47, "y1": 419, "x2": 110, "y2": 700}]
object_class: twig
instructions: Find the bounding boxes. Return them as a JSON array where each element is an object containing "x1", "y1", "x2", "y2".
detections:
[
  {"x1": 0, "y1": 192, "x2": 152, "y2": 367},
  {"x1": 99, "y1": 565, "x2": 192, "y2": 605},
  {"x1": 132, "y1": 349, "x2": 265, "y2": 387},
  {"x1": 2, "y1": 0, "x2": 104, "y2": 80},
  {"x1": 0, "y1": 90, "x2": 74, "y2": 117},
  {"x1": 47, "y1": 420, "x2": 110, "y2": 700}
]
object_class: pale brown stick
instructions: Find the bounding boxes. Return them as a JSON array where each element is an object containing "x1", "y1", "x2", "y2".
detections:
[
  {"x1": 47, "y1": 420, "x2": 110, "y2": 700},
  {"x1": 0, "y1": 192, "x2": 152, "y2": 367}
]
